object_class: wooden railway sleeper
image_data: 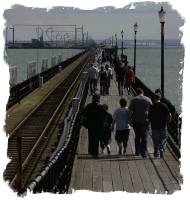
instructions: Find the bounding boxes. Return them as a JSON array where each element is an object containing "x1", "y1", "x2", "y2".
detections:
[
  {"x1": 25, "y1": 50, "x2": 94, "y2": 194},
  {"x1": 9, "y1": 55, "x2": 90, "y2": 189}
]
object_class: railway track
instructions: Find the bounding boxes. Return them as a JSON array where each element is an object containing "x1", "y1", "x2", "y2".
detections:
[{"x1": 4, "y1": 50, "x2": 94, "y2": 192}]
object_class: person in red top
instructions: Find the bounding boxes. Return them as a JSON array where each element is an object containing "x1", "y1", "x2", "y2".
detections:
[{"x1": 124, "y1": 66, "x2": 135, "y2": 94}]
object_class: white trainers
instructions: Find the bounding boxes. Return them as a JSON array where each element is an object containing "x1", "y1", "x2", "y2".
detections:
[
  {"x1": 160, "y1": 149, "x2": 164, "y2": 158},
  {"x1": 107, "y1": 145, "x2": 111, "y2": 155}
]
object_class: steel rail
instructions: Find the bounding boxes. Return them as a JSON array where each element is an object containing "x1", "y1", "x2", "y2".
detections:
[
  {"x1": 8, "y1": 53, "x2": 88, "y2": 140},
  {"x1": 9, "y1": 51, "x2": 91, "y2": 189}
]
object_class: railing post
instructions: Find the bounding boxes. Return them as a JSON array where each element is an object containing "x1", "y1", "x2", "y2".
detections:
[
  {"x1": 17, "y1": 137, "x2": 22, "y2": 193},
  {"x1": 82, "y1": 72, "x2": 88, "y2": 85},
  {"x1": 58, "y1": 66, "x2": 62, "y2": 73},
  {"x1": 39, "y1": 76, "x2": 43, "y2": 88},
  {"x1": 72, "y1": 98, "x2": 80, "y2": 117}
]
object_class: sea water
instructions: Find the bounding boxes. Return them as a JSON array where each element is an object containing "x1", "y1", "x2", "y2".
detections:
[
  {"x1": 6, "y1": 48, "x2": 83, "y2": 82},
  {"x1": 6, "y1": 46, "x2": 184, "y2": 113},
  {"x1": 119, "y1": 46, "x2": 184, "y2": 114}
]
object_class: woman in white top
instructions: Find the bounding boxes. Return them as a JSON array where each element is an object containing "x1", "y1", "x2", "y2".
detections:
[
  {"x1": 105, "y1": 64, "x2": 112, "y2": 95},
  {"x1": 112, "y1": 98, "x2": 131, "y2": 156}
]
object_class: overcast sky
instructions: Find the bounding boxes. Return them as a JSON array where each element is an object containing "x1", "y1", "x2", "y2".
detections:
[{"x1": 3, "y1": 2, "x2": 184, "y2": 41}]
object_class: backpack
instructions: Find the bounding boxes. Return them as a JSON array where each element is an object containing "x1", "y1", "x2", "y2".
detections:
[
  {"x1": 82, "y1": 103, "x2": 104, "y2": 129},
  {"x1": 103, "y1": 114, "x2": 109, "y2": 129}
]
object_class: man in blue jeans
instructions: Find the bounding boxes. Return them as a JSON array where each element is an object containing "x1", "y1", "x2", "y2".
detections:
[
  {"x1": 148, "y1": 93, "x2": 171, "y2": 158},
  {"x1": 128, "y1": 88, "x2": 152, "y2": 157}
]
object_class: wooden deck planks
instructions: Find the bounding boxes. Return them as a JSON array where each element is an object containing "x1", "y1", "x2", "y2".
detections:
[
  {"x1": 73, "y1": 159, "x2": 85, "y2": 190},
  {"x1": 110, "y1": 160, "x2": 124, "y2": 191},
  {"x1": 119, "y1": 164, "x2": 135, "y2": 193},
  {"x1": 93, "y1": 159, "x2": 103, "y2": 192},
  {"x1": 70, "y1": 58, "x2": 181, "y2": 194},
  {"x1": 102, "y1": 164, "x2": 113, "y2": 192},
  {"x1": 83, "y1": 159, "x2": 93, "y2": 191}
]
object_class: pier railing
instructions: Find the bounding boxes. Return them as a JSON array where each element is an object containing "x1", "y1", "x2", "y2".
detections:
[
  {"x1": 131, "y1": 77, "x2": 181, "y2": 157},
  {"x1": 28, "y1": 70, "x2": 92, "y2": 194},
  {"x1": 7, "y1": 50, "x2": 87, "y2": 110}
]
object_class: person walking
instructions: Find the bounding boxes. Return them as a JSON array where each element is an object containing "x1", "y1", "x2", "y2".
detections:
[
  {"x1": 97, "y1": 56, "x2": 102, "y2": 68},
  {"x1": 105, "y1": 64, "x2": 112, "y2": 95},
  {"x1": 100, "y1": 104, "x2": 113, "y2": 155},
  {"x1": 98, "y1": 66, "x2": 108, "y2": 96},
  {"x1": 116, "y1": 62, "x2": 126, "y2": 96},
  {"x1": 155, "y1": 88, "x2": 176, "y2": 120},
  {"x1": 87, "y1": 63, "x2": 99, "y2": 95},
  {"x1": 112, "y1": 98, "x2": 131, "y2": 156},
  {"x1": 148, "y1": 93, "x2": 171, "y2": 158},
  {"x1": 128, "y1": 88, "x2": 152, "y2": 157},
  {"x1": 124, "y1": 66, "x2": 135, "y2": 95},
  {"x1": 80, "y1": 94, "x2": 107, "y2": 157},
  {"x1": 110, "y1": 54, "x2": 114, "y2": 68},
  {"x1": 102, "y1": 50, "x2": 106, "y2": 63}
]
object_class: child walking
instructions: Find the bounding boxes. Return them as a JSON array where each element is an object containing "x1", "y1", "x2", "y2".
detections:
[{"x1": 112, "y1": 98, "x2": 131, "y2": 156}]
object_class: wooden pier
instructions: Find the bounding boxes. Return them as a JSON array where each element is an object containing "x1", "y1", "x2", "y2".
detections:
[
  {"x1": 4, "y1": 52, "x2": 182, "y2": 195},
  {"x1": 69, "y1": 58, "x2": 182, "y2": 194}
]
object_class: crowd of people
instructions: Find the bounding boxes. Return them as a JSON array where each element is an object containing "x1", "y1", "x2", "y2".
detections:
[
  {"x1": 88, "y1": 46, "x2": 135, "y2": 97},
  {"x1": 87, "y1": 62, "x2": 135, "y2": 97},
  {"x1": 81, "y1": 48, "x2": 176, "y2": 159},
  {"x1": 80, "y1": 87, "x2": 176, "y2": 159}
]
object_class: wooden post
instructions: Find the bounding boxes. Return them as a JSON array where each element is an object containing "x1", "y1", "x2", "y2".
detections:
[
  {"x1": 58, "y1": 66, "x2": 62, "y2": 73},
  {"x1": 39, "y1": 76, "x2": 43, "y2": 88},
  {"x1": 82, "y1": 72, "x2": 88, "y2": 85},
  {"x1": 17, "y1": 137, "x2": 22, "y2": 193},
  {"x1": 72, "y1": 98, "x2": 80, "y2": 117}
]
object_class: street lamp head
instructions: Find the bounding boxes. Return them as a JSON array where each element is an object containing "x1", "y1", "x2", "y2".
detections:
[
  {"x1": 121, "y1": 30, "x2": 124, "y2": 37},
  {"x1": 134, "y1": 22, "x2": 138, "y2": 32},
  {"x1": 158, "y1": 6, "x2": 166, "y2": 23}
]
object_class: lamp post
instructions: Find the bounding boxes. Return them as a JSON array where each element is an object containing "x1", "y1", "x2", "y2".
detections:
[
  {"x1": 158, "y1": 6, "x2": 166, "y2": 97},
  {"x1": 121, "y1": 30, "x2": 124, "y2": 56},
  {"x1": 134, "y1": 22, "x2": 138, "y2": 74},
  {"x1": 112, "y1": 36, "x2": 113, "y2": 48},
  {"x1": 115, "y1": 34, "x2": 118, "y2": 65},
  {"x1": 115, "y1": 34, "x2": 117, "y2": 46}
]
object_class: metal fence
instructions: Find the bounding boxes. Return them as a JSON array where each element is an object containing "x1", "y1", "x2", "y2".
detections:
[
  {"x1": 28, "y1": 72, "x2": 90, "y2": 193},
  {"x1": 7, "y1": 50, "x2": 87, "y2": 110},
  {"x1": 41, "y1": 58, "x2": 48, "y2": 72},
  {"x1": 9, "y1": 66, "x2": 17, "y2": 86},
  {"x1": 27, "y1": 50, "x2": 95, "y2": 193},
  {"x1": 27, "y1": 61, "x2": 36, "y2": 79}
]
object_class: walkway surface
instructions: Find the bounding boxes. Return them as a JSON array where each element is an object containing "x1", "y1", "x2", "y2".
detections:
[{"x1": 69, "y1": 55, "x2": 182, "y2": 194}]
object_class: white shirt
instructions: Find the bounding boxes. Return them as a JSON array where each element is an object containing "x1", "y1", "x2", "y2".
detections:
[
  {"x1": 87, "y1": 66, "x2": 98, "y2": 79},
  {"x1": 113, "y1": 107, "x2": 131, "y2": 130},
  {"x1": 105, "y1": 68, "x2": 112, "y2": 78}
]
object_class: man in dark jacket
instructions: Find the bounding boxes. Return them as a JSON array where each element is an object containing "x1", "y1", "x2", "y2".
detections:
[
  {"x1": 148, "y1": 93, "x2": 171, "y2": 158},
  {"x1": 117, "y1": 62, "x2": 126, "y2": 96},
  {"x1": 80, "y1": 94, "x2": 106, "y2": 157},
  {"x1": 155, "y1": 88, "x2": 176, "y2": 120}
]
